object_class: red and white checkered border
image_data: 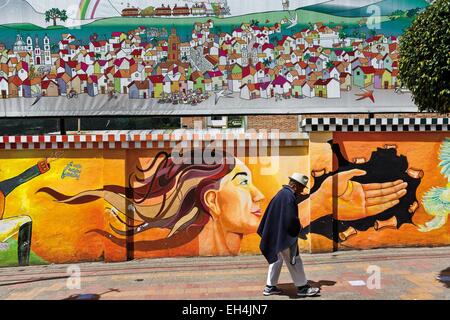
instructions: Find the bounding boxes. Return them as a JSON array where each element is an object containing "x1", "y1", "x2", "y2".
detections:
[{"x1": 0, "y1": 132, "x2": 309, "y2": 150}]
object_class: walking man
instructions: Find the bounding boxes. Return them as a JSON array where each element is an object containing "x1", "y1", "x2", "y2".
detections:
[{"x1": 257, "y1": 173, "x2": 320, "y2": 297}]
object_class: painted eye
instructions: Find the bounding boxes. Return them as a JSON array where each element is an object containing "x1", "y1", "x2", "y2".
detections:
[{"x1": 240, "y1": 180, "x2": 249, "y2": 186}]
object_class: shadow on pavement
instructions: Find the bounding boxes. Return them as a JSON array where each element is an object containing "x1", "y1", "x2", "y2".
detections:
[
  {"x1": 437, "y1": 267, "x2": 450, "y2": 288},
  {"x1": 278, "y1": 280, "x2": 336, "y2": 299},
  {"x1": 0, "y1": 275, "x2": 70, "y2": 287},
  {"x1": 62, "y1": 288, "x2": 121, "y2": 300}
]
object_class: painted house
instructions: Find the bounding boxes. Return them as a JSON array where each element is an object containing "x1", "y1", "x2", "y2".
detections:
[
  {"x1": 258, "y1": 82, "x2": 273, "y2": 99},
  {"x1": 93, "y1": 60, "x2": 108, "y2": 74},
  {"x1": 16, "y1": 61, "x2": 29, "y2": 81},
  {"x1": 8, "y1": 76, "x2": 21, "y2": 98},
  {"x1": 353, "y1": 66, "x2": 375, "y2": 88},
  {"x1": 339, "y1": 72, "x2": 352, "y2": 91},
  {"x1": 148, "y1": 75, "x2": 164, "y2": 98},
  {"x1": 272, "y1": 75, "x2": 291, "y2": 95},
  {"x1": 0, "y1": 64, "x2": 8, "y2": 79},
  {"x1": 21, "y1": 79, "x2": 32, "y2": 98},
  {"x1": 291, "y1": 79, "x2": 304, "y2": 98},
  {"x1": 128, "y1": 80, "x2": 150, "y2": 99},
  {"x1": 56, "y1": 73, "x2": 71, "y2": 95},
  {"x1": 240, "y1": 83, "x2": 260, "y2": 100},
  {"x1": 70, "y1": 74, "x2": 87, "y2": 94},
  {"x1": 0, "y1": 77, "x2": 9, "y2": 99},
  {"x1": 323, "y1": 67, "x2": 340, "y2": 80},
  {"x1": 64, "y1": 60, "x2": 78, "y2": 78},
  {"x1": 190, "y1": 71, "x2": 205, "y2": 93},
  {"x1": 114, "y1": 70, "x2": 132, "y2": 94},
  {"x1": 41, "y1": 79, "x2": 59, "y2": 97},
  {"x1": 178, "y1": 74, "x2": 188, "y2": 93},
  {"x1": 203, "y1": 76, "x2": 212, "y2": 92},
  {"x1": 7, "y1": 76, "x2": 31, "y2": 98},
  {"x1": 96, "y1": 74, "x2": 108, "y2": 95},
  {"x1": 241, "y1": 66, "x2": 257, "y2": 85},
  {"x1": 205, "y1": 70, "x2": 224, "y2": 91},
  {"x1": 285, "y1": 70, "x2": 299, "y2": 83},
  {"x1": 374, "y1": 69, "x2": 394, "y2": 89},
  {"x1": 391, "y1": 69, "x2": 399, "y2": 88},
  {"x1": 227, "y1": 64, "x2": 243, "y2": 92},
  {"x1": 87, "y1": 75, "x2": 99, "y2": 97},
  {"x1": 314, "y1": 78, "x2": 340, "y2": 99},
  {"x1": 383, "y1": 54, "x2": 394, "y2": 71}
]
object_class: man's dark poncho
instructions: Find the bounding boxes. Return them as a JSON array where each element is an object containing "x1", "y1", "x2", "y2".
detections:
[{"x1": 257, "y1": 185, "x2": 302, "y2": 264}]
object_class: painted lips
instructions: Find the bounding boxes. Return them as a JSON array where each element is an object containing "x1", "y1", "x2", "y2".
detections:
[{"x1": 251, "y1": 209, "x2": 262, "y2": 217}]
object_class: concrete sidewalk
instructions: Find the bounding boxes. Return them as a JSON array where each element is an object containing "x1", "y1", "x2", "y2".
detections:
[{"x1": 0, "y1": 247, "x2": 449, "y2": 300}]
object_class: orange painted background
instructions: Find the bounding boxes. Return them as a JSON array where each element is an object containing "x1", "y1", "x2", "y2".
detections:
[{"x1": 331, "y1": 132, "x2": 450, "y2": 250}]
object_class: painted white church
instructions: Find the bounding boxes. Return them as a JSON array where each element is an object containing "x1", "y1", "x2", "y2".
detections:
[{"x1": 13, "y1": 34, "x2": 52, "y2": 66}]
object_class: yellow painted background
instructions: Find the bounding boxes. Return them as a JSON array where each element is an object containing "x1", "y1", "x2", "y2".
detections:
[{"x1": 0, "y1": 133, "x2": 449, "y2": 267}]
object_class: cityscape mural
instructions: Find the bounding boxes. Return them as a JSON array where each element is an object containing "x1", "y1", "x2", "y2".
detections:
[{"x1": 0, "y1": 0, "x2": 432, "y2": 113}]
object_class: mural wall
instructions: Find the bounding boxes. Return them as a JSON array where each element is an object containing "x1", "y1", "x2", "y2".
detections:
[
  {"x1": 309, "y1": 132, "x2": 450, "y2": 252},
  {"x1": 0, "y1": 1, "x2": 432, "y2": 115},
  {"x1": 0, "y1": 132, "x2": 449, "y2": 267}
]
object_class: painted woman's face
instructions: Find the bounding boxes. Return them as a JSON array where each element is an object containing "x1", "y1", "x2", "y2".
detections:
[{"x1": 215, "y1": 159, "x2": 265, "y2": 235}]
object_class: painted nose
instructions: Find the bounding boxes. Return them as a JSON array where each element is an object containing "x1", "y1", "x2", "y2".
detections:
[{"x1": 251, "y1": 185, "x2": 265, "y2": 202}]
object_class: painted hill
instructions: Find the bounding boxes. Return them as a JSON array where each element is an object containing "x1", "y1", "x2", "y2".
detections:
[
  {"x1": 302, "y1": 0, "x2": 430, "y2": 17},
  {"x1": 85, "y1": 8, "x2": 390, "y2": 29},
  {"x1": 0, "y1": 0, "x2": 45, "y2": 26},
  {"x1": 0, "y1": 0, "x2": 94, "y2": 27}
]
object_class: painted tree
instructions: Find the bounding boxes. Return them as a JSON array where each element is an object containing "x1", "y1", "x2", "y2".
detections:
[
  {"x1": 399, "y1": 0, "x2": 449, "y2": 113},
  {"x1": 45, "y1": 8, "x2": 68, "y2": 27},
  {"x1": 141, "y1": 6, "x2": 155, "y2": 17},
  {"x1": 406, "y1": 8, "x2": 422, "y2": 18},
  {"x1": 357, "y1": 18, "x2": 368, "y2": 28},
  {"x1": 250, "y1": 19, "x2": 260, "y2": 27},
  {"x1": 389, "y1": 9, "x2": 405, "y2": 20},
  {"x1": 338, "y1": 31, "x2": 347, "y2": 40},
  {"x1": 150, "y1": 38, "x2": 159, "y2": 47}
]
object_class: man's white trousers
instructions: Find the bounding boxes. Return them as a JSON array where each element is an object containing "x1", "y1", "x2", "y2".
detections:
[{"x1": 266, "y1": 248, "x2": 308, "y2": 287}]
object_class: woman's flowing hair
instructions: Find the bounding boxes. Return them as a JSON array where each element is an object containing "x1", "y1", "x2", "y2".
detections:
[{"x1": 38, "y1": 150, "x2": 236, "y2": 240}]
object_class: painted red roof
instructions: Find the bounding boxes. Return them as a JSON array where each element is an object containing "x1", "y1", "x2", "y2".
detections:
[
  {"x1": 41, "y1": 80, "x2": 58, "y2": 90},
  {"x1": 272, "y1": 75, "x2": 289, "y2": 86},
  {"x1": 359, "y1": 66, "x2": 376, "y2": 74},
  {"x1": 262, "y1": 43, "x2": 274, "y2": 51},
  {"x1": 314, "y1": 78, "x2": 336, "y2": 86},
  {"x1": 8, "y1": 76, "x2": 22, "y2": 86},
  {"x1": 148, "y1": 75, "x2": 164, "y2": 83}
]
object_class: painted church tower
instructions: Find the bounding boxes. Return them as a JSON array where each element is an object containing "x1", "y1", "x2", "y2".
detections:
[
  {"x1": 43, "y1": 35, "x2": 51, "y2": 65},
  {"x1": 168, "y1": 28, "x2": 181, "y2": 62},
  {"x1": 32, "y1": 36, "x2": 52, "y2": 66}
]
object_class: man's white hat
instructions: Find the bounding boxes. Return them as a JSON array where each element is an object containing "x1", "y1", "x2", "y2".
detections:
[{"x1": 289, "y1": 173, "x2": 309, "y2": 187}]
